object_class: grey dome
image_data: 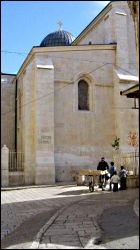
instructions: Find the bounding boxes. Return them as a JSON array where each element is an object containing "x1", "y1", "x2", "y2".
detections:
[{"x1": 40, "y1": 30, "x2": 75, "y2": 47}]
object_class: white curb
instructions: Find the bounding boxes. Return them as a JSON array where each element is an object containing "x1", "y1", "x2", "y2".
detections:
[{"x1": 30, "y1": 205, "x2": 68, "y2": 249}]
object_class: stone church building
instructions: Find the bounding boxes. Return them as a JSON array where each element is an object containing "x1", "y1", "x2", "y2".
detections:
[{"x1": 1, "y1": 1, "x2": 139, "y2": 185}]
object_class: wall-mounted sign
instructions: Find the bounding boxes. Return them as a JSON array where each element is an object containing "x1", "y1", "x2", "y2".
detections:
[{"x1": 38, "y1": 135, "x2": 51, "y2": 144}]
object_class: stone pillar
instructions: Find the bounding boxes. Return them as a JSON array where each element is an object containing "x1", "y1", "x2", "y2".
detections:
[
  {"x1": 1, "y1": 145, "x2": 9, "y2": 187},
  {"x1": 22, "y1": 63, "x2": 36, "y2": 185},
  {"x1": 34, "y1": 56, "x2": 55, "y2": 185}
]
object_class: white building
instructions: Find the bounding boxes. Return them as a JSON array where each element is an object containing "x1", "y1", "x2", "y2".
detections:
[{"x1": 2, "y1": 1, "x2": 139, "y2": 186}]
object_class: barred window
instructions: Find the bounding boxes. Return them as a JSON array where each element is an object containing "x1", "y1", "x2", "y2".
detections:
[{"x1": 78, "y1": 80, "x2": 89, "y2": 110}]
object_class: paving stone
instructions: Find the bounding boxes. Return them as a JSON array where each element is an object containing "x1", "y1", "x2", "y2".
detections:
[{"x1": 1, "y1": 185, "x2": 139, "y2": 250}]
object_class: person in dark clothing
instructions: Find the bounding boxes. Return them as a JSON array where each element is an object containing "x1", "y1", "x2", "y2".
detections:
[
  {"x1": 119, "y1": 166, "x2": 127, "y2": 190},
  {"x1": 109, "y1": 161, "x2": 116, "y2": 191},
  {"x1": 97, "y1": 157, "x2": 109, "y2": 189}
]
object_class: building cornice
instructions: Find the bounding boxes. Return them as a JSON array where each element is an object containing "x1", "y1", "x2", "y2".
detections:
[
  {"x1": 33, "y1": 44, "x2": 116, "y2": 53},
  {"x1": 16, "y1": 44, "x2": 116, "y2": 79},
  {"x1": 1, "y1": 73, "x2": 16, "y2": 76}
]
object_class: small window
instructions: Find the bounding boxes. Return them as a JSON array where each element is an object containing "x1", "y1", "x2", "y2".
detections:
[{"x1": 78, "y1": 80, "x2": 89, "y2": 110}]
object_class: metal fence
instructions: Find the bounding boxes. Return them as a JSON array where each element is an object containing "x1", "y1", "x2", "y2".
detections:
[
  {"x1": 113, "y1": 151, "x2": 139, "y2": 175},
  {"x1": 9, "y1": 151, "x2": 24, "y2": 172}
]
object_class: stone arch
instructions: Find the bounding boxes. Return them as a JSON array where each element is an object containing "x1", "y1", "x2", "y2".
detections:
[{"x1": 73, "y1": 72, "x2": 93, "y2": 84}]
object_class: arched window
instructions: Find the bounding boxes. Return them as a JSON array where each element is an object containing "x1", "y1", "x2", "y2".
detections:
[{"x1": 78, "y1": 80, "x2": 89, "y2": 110}]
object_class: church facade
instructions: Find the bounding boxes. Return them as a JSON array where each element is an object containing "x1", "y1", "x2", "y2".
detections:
[{"x1": 2, "y1": 1, "x2": 139, "y2": 185}]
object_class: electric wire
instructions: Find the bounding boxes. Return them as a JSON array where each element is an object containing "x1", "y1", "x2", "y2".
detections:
[{"x1": 1, "y1": 51, "x2": 138, "y2": 116}]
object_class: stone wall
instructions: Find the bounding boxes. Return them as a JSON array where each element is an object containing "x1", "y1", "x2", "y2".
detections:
[
  {"x1": 17, "y1": 46, "x2": 116, "y2": 183},
  {"x1": 78, "y1": 1, "x2": 137, "y2": 75},
  {"x1": 1, "y1": 74, "x2": 16, "y2": 150},
  {"x1": 52, "y1": 47, "x2": 116, "y2": 181}
]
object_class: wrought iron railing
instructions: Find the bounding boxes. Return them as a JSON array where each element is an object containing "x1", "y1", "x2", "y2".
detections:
[{"x1": 9, "y1": 151, "x2": 24, "y2": 172}]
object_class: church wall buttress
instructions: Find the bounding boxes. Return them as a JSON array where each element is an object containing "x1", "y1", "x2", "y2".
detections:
[
  {"x1": 34, "y1": 55, "x2": 55, "y2": 185},
  {"x1": 21, "y1": 63, "x2": 36, "y2": 185}
]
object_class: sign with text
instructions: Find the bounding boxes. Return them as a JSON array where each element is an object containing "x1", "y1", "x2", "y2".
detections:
[{"x1": 38, "y1": 135, "x2": 51, "y2": 144}]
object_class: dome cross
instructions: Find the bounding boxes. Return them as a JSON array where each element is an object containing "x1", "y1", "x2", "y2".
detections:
[{"x1": 57, "y1": 20, "x2": 63, "y2": 30}]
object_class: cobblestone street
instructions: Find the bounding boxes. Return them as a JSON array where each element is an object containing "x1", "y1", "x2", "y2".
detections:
[
  {"x1": 1, "y1": 185, "x2": 139, "y2": 249},
  {"x1": 1, "y1": 184, "x2": 89, "y2": 240}
]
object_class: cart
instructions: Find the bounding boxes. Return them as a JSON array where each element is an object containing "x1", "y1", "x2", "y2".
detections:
[{"x1": 78, "y1": 169, "x2": 108, "y2": 192}]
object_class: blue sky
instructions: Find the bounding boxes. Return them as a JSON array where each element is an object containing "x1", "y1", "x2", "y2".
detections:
[{"x1": 1, "y1": 1, "x2": 110, "y2": 74}]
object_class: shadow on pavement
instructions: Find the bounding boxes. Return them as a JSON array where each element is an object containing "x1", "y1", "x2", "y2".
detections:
[
  {"x1": 1, "y1": 188, "x2": 139, "y2": 249},
  {"x1": 57, "y1": 188, "x2": 90, "y2": 196},
  {"x1": 1, "y1": 209, "x2": 57, "y2": 249},
  {"x1": 97, "y1": 202, "x2": 139, "y2": 246},
  {"x1": 57, "y1": 186, "x2": 111, "y2": 196}
]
